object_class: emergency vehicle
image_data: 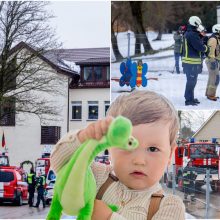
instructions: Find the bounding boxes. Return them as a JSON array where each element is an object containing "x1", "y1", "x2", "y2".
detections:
[
  {"x1": 166, "y1": 138, "x2": 220, "y2": 192},
  {"x1": 35, "y1": 156, "x2": 50, "y2": 177},
  {"x1": 0, "y1": 166, "x2": 28, "y2": 205},
  {"x1": 35, "y1": 145, "x2": 52, "y2": 177},
  {"x1": 0, "y1": 152, "x2": 9, "y2": 166}
]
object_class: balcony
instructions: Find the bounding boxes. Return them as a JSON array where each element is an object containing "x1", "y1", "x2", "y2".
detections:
[{"x1": 70, "y1": 80, "x2": 110, "y2": 89}]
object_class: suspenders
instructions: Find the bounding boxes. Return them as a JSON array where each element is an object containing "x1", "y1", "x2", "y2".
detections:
[{"x1": 96, "y1": 174, "x2": 164, "y2": 220}]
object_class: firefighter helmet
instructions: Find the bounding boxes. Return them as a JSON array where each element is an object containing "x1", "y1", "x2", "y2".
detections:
[
  {"x1": 189, "y1": 16, "x2": 205, "y2": 32},
  {"x1": 212, "y1": 24, "x2": 220, "y2": 34},
  {"x1": 189, "y1": 16, "x2": 201, "y2": 27}
]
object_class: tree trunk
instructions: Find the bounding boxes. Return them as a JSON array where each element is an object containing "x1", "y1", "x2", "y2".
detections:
[
  {"x1": 111, "y1": 22, "x2": 123, "y2": 61},
  {"x1": 0, "y1": 2, "x2": 4, "y2": 12},
  {"x1": 154, "y1": 29, "x2": 163, "y2": 41},
  {"x1": 134, "y1": 33, "x2": 141, "y2": 55},
  {"x1": 129, "y1": 2, "x2": 153, "y2": 52}
]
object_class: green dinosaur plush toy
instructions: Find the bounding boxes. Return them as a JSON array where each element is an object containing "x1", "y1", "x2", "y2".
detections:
[{"x1": 46, "y1": 116, "x2": 138, "y2": 220}]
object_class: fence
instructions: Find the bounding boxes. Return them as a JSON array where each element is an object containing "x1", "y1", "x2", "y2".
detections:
[{"x1": 163, "y1": 164, "x2": 220, "y2": 219}]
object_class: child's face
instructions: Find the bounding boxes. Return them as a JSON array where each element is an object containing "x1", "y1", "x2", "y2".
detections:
[{"x1": 110, "y1": 121, "x2": 175, "y2": 190}]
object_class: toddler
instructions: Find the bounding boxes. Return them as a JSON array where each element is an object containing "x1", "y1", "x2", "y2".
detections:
[{"x1": 51, "y1": 91, "x2": 185, "y2": 220}]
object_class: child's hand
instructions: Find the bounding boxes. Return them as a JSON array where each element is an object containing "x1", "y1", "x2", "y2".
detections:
[
  {"x1": 92, "y1": 199, "x2": 113, "y2": 220},
  {"x1": 77, "y1": 116, "x2": 114, "y2": 143}
]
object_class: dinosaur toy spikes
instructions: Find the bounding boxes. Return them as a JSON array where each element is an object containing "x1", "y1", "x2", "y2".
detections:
[{"x1": 46, "y1": 116, "x2": 138, "y2": 220}]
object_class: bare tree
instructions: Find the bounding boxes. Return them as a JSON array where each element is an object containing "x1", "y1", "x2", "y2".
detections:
[
  {"x1": 181, "y1": 125, "x2": 194, "y2": 140},
  {"x1": 0, "y1": 2, "x2": 4, "y2": 12},
  {"x1": 111, "y1": 2, "x2": 123, "y2": 61},
  {"x1": 178, "y1": 110, "x2": 212, "y2": 139},
  {"x1": 129, "y1": 2, "x2": 153, "y2": 52},
  {"x1": 142, "y1": 2, "x2": 173, "y2": 41},
  {"x1": 111, "y1": 1, "x2": 153, "y2": 57},
  {"x1": 0, "y1": 1, "x2": 63, "y2": 123}
]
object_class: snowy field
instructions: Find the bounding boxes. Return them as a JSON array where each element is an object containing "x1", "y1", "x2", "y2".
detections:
[{"x1": 111, "y1": 32, "x2": 220, "y2": 110}]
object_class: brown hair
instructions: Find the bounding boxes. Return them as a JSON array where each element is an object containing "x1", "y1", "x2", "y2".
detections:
[{"x1": 107, "y1": 91, "x2": 179, "y2": 146}]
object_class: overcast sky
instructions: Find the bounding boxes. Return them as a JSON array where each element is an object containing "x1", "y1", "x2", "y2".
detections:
[{"x1": 47, "y1": 1, "x2": 110, "y2": 49}]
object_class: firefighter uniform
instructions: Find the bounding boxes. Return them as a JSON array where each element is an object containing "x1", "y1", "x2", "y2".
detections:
[
  {"x1": 182, "y1": 25, "x2": 208, "y2": 105},
  {"x1": 205, "y1": 34, "x2": 220, "y2": 100},
  {"x1": 183, "y1": 165, "x2": 197, "y2": 201},
  {"x1": 35, "y1": 175, "x2": 46, "y2": 208},
  {"x1": 27, "y1": 171, "x2": 36, "y2": 207}
]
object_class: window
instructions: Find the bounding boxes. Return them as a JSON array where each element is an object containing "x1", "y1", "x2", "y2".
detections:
[
  {"x1": 84, "y1": 67, "x2": 93, "y2": 81},
  {"x1": 0, "y1": 171, "x2": 14, "y2": 182},
  {"x1": 0, "y1": 97, "x2": 15, "y2": 126},
  {"x1": 104, "y1": 101, "x2": 110, "y2": 116},
  {"x1": 106, "y1": 66, "x2": 110, "y2": 81},
  {"x1": 94, "y1": 66, "x2": 103, "y2": 81},
  {"x1": 41, "y1": 126, "x2": 61, "y2": 144},
  {"x1": 83, "y1": 66, "x2": 105, "y2": 81},
  {"x1": 88, "y1": 101, "x2": 98, "y2": 120},
  {"x1": 71, "y1": 101, "x2": 82, "y2": 120}
]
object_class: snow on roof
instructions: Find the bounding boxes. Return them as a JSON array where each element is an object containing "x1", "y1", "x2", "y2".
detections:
[
  {"x1": 76, "y1": 57, "x2": 109, "y2": 65},
  {"x1": 57, "y1": 59, "x2": 80, "y2": 74},
  {"x1": 44, "y1": 47, "x2": 109, "y2": 74}
]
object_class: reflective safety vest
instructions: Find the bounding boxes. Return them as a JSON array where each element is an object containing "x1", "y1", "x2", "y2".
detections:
[
  {"x1": 183, "y1": 169, "x2": 197, "y2": 185},
  {"x1": 183, "y1": 171, "x2": 190, "y2": 185},
  {"x1": 182, "y1": 38, "x2": 208, "y2": 65},
  {"x1": 41, "y1": 175, "x2": 46, "y2": 186},
  {"x1": 36, "y1": 175, "x2": 46, "y2": 188},
  {"x1": 27, "y1": 173, "x2": 35, "y2": 184},
  {"x1": 182, "y1": 25, "x2": 208, "y2": 65}
]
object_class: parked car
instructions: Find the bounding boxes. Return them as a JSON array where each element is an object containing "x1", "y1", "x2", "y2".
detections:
[
  {"x1": 0, "y1": 166, "x2": 28, "y2": 205},
  {"x1": 95, "y1": 155, "x2": 110, "y2": 165},
  {"x1": 46, "y1": 169, "x2": 56, "y2": 185},
  {"x1": 45, "y1": 178, "x2": 55, "y2": 205}
]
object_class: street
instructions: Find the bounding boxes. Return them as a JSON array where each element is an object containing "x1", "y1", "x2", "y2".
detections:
[
  {"x1": 0, "y1": 193, "x2": 77, "y2": 219},
  {"x1": 163, "y1": 184, "x2": 220, "y2": 219},
  {"x1": 1, "y1": 188, "x2": 219, "y2": 219},
  {"x1": 0, "y1": 203, "x2": 49, "y2": 219}
]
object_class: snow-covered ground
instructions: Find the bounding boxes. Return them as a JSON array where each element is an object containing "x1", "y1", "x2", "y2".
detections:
[{"x1": 111, "y1": 32, "x2": 220, "y2": 110}]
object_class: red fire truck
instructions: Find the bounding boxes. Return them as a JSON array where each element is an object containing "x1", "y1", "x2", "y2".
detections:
[
  {"x1": 35, "y1": 156, "x2": 50, "y2": 177},
  {"x1": 166, "y1": 138, "x2": 220, "y2": 192},
  {"x1": 35, "y1": 146, "x2": 52, "y2": 177},
  {"x1": 0, "y1": 152, "x2": 9, "y2": 166}
]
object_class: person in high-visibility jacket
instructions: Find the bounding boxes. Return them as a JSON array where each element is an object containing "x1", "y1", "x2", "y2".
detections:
[
  {"x1": 182, "y1": 16, "x2": 209, "y2": 106},
  {"x1": 183, "y1": 160, "x2": 197, "y2": 202},
  {"x1": 34, "y1": 172, "x2": 46, "y2": 208},
  {"x1": 205, "y1": 24, "x2": 220, "y2": 101},
  {"x1": 27, "y1": 168, "x2": 36, "y2": 207}
]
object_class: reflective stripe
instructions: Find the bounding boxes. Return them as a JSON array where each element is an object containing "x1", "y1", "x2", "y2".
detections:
[
  {"x1": 180, "y1": 43, "x2": 183, "y2": 54},
  {"x1": 27, "y1": 174, "x2": 34, "y2": 184},
  {"x1": 183, "y1": 181, "x2": 190, "y2": 184},
  {"x1": 182, "y1": 57, "x2": 202, "y2": 64},
  {"x1": 42, "y1": 176, "x2": 46, "y2": 185},
  {"x1": 182, "y1": 38, "x2": 203, "y2": 64},
  {"x1": 185, "y1": 38, "x2": 188, "y2": 58}
]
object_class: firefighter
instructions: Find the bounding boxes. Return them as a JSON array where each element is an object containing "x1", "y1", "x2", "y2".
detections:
[
  {"x1": 173, "y1": 26, "x2": 186, "y2": 74},
  {"x1": 205, "y1": 24, "x2": 220, "y2": 101},
  {"x1": 34, "y1": 172, "x2": 46, "y2": 208},
  {"x1": 183, "y1": 160, "x2": 197, "y2": 202},
  {"x1": 27, "y1": 167, "x2": 36, "y2": 207},
  {"x1": 182, "y1": 16, "x2": 209, "y2": 106}
]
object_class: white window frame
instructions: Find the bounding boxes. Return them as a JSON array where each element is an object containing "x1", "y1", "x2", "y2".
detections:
[
  {"x1": 88, "y1": 101, "x2": 99, "y2": 121},
  {"x1": 71, "y1": 101, "x2": 82, "y2": 120}
]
